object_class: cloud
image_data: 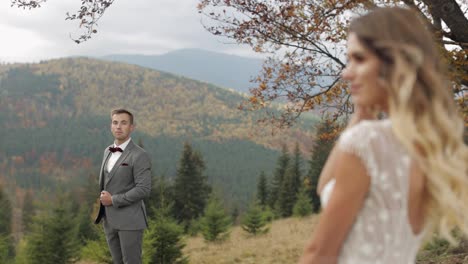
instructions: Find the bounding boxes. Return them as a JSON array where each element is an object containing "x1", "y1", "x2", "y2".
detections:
[{"x1": 0, "y1": 0, "x2": 260, "y2": 62}]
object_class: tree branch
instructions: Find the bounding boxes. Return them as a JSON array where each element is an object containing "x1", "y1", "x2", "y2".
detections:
[
  {"x1": 11, "y1": 0, "x2": 47, "y2": 9},
  {"x1": 421, "y1": 0, "x2": 468, "y2": 44},
  {"x1": 11, "y1": 0, "x2": 115, "y2": 43}
]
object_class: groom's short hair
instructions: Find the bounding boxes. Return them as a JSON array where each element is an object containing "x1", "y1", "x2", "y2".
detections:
[{"x1": 111, "y1": 108, "x2": 134, "y2": 124}]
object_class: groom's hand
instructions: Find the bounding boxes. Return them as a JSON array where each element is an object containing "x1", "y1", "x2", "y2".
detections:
[{"x1": 100, "y1": 191, "x2": 113, "y2": 206}]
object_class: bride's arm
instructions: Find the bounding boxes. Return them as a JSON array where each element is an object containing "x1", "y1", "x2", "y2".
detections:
[
  {"x1": 299, "y1": 149, "x2": 371, "y2": 264},
  {"x1": 317, "y1": 106, "x2": 376, "y2": 194}
]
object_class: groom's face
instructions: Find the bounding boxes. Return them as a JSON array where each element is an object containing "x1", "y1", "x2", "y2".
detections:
[{"x1": 111, "y1": 113, "x2": 134, "y2": 143}]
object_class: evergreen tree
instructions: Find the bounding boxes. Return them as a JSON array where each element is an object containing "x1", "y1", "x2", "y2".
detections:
[
  {"x1": 0, "y1": 235, "x2": 8, "y2": 262},
  {"x1": 241, "y1": 202, "x2": 269, "y2": 235},
  {"x1": 200, "y1": 195, "x2": 231, "y2": 242},
  {"x1": 0, "y1": 185, "x2": 13, "y2": 261},
  {"x1": 307, "y1": 120, "x2": 339, "y2": 213},
  {"x1": 0, "y1": 186, "x2": 12, "y2": 236},
  {"x1": 269, "y1": 145, "x2": 289, "y2": 210},
  {"x1": 74, "y1": 173, "x2": 101, "y2": 246},
  {"x1": 293, "y1": 186, "x2": 313, "y2": 217},
  {"x1": 144, "y1": 218, "x2": 188, "y2": 264},
  {"x1": 173, "y1": 143, "x2": 211, "y2": 231},
  {"x1": 146, "y1": 174, "x2": 174, "y2": 220},
  {"x1": 256, "y1": 171, "x2": 268, "y2": 209},
  {"x1": 289, "y1": 142, "x2": 303, "y2": 198},
  {"x1": 262, "y1": 206, "x2": 275, "y2": 223},
  {"x1": 186, "y1": 218, "x2": 203, "y2": 237},
  {"x1": 143, "y1": 194, "x2": 188, "y2": 264},
  {"x1": 24, "y1": 197, "x2": 79, "y2": 264},
  {"x1": 231, "y1": 205, "x2": 240, "y2": 226},
  {"x1": 0, "y1": 234, "x2": 12, "y2": 264},
  {"x1": 81, "y1": 173, "x2": 99, "y2": 207},
  {"x1": 22, "y1": 190, "x2": 35, "y2": 235},
  {"x1": 80, "y1": 225, "x2": 112, "y2": 264},
  {"x1": 76, "y1": 205, "x2": 98, "y2": 245},
  {"x1": 277, "y1": 173, "x2": 295, "y2": 217},
  {"x1": 277, "y1": 143, "x2": 302, "y2": 217}
]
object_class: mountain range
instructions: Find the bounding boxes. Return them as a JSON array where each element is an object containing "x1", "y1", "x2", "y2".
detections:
[
  {"x1": 0, "y1": 57, "x2": 317, "y2": 207},
  {"x1": 102, "y1": 49, "x2": 264, "y2": 94}
]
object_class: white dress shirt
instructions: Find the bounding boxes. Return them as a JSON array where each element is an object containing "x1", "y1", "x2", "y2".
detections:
[{"x1": 107, "y1": 137, "x2": 131, "y2": 172}]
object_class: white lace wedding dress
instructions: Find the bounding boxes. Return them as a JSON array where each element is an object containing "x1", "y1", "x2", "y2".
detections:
[{"x1": 320, "y1": 119, "x2": 424, "y2": 264}]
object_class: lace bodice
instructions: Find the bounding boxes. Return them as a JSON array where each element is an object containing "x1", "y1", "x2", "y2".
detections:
[{"x1": 320, "y1": 119, "x2": 424, "y2": 264}]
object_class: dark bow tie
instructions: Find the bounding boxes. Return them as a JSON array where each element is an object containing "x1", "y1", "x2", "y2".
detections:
[{"x1": 109, "y1": 146, "x2": 123, "y2": 153}]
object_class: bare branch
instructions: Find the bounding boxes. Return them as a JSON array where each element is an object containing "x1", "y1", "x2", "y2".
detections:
[
  {"x1": 11, "y1": 0, "x2": 115, "y2": 43},
  {"x1": 11, "y1": 0, "x2": 47, "y2": 9}
]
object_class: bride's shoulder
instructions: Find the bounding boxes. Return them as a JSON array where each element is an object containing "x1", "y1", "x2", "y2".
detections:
[
  {"x1": 337, "y1": 119, "x2": 391, "y2": 156},
  {"x1": 340, "y1": 119, "x2": 390, "y2": 140}
]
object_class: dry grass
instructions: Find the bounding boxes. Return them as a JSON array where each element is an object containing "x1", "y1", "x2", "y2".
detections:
[
  {"x1": 78, "y1": 214, "x2": 468, "y2": 264},
  {"x1": 183, "y1": 215, "x2": 318, "y2": 264}
]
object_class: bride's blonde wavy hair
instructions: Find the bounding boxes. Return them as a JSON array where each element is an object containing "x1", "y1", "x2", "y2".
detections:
[{"x1": 350, "y1": 7, "x2": 468, "y2": 243}]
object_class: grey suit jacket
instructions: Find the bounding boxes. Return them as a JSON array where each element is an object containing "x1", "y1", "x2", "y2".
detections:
[{"x1": 94, "y1": 140, "x2": 152, "y2": 230}]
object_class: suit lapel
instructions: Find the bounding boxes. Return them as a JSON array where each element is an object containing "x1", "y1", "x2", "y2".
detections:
[{"x1": 105, "y1": 140, "x2": 135, "y2": 186}]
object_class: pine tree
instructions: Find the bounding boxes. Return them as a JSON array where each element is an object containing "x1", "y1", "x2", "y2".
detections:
[
  {"x1": 24, "y1": 197, "x2": 79, "y2": 264},
  {"x1": 293, "y1": 186, "x2": 313, "y2": 217},
  {"x1": 144, "y1": 218, "x2": 188, "y2": 264},
  {"x1": 200, "y1": 195, "x2": 231, "y2": 242},
  {"x1": 0, "y1": 186, "x2": 12, "y2": 236},
  {"x1": 76, "y1": 205, "x2": 98, "y2": 245},
  {"x1": 277, "y1": 173, "x2": 295, "y2": 217},
  {"x1": 261, "y1": 206, "x2": 275, "y2": 223},
  {"x1": 0, "y1": 234, "x2": 14, "y2": 264},
  {"x1": 256, "y1": 171, "x2": 268, "y2": 209},
  {"x1": 241, "y1": 202, "x2": 269, "y2": 235},
  {"x1": 269, "y1": 145, "x2": 289, "y2": 210},
  {"x1": 0, "y1": 235, "x2": 9, "y2": 263},
  {"x1": 22, "y1": 189, "x2": 35, "y2": 235},
  {"x1": 143, "y1": 193, "x2": 188, "y2": 264},
  {"x1": 277, "y1": 143, "x2": 303, "y2": 217},
  {"x1": 74, "y1": 173, "x2": 100, "y2": 245},
  {"x1": 80, "y1": 225, "x2": 112, "y2": 264},
  {"x1": 173, "y1": 143, "x2": 211, "y2": 231},
  {"x1": 290, "y1": 142, "x2": 303, "y2": 199},
  {"x1": 81, "y1": 173, "x2": 99, "y2": 207},
  {"x1": 0, "y1": 185, "x2": 13, "y2": 262},
  {"x1": 231, "y1": 205, "x2": 240, "y2": 226},
  {"x1": 307, "y1": 120, "x2": 339, "y2": 213},
  {"x1": 146, "y1": 174, "x2": 174, "y2": 220}
]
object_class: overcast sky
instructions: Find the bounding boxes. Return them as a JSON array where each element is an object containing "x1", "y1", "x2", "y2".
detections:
[{"x1": 0, "y1": 0, "x2": 259, "y2": 62}]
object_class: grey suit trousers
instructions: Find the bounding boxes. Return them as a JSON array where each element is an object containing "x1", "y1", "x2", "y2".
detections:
[{"x1": 103, "y1": 220, "x2": 144, "y2": 264}]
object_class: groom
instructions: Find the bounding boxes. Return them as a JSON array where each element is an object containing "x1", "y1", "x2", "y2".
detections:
[{"x1": 94, "y1": 108, "x2": 152, "y2": 264}]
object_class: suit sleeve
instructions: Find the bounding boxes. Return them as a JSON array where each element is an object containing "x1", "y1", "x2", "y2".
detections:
[{"x1": 111, "y1": 151, "x2": 152, "y2": 208}]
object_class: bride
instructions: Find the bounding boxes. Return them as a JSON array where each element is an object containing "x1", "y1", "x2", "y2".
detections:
[{"x1": 299, "y1": 6, "x2": 468, "y2": 264}]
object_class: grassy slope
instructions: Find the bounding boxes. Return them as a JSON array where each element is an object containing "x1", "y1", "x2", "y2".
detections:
[
  {"x1": 78, "y1": 214, "x2": 467, "y2": 264},
  {"x1": 183, "y1": 216, "x2": 467, "y2": 264},
  {"x1": 185, "y1": 216, "x2": 317, "y2": 264}
]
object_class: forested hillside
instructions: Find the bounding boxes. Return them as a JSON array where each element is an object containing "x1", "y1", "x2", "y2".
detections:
[{"x1": 0, "y1": 58, "x2": 316, "y2": 206}]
